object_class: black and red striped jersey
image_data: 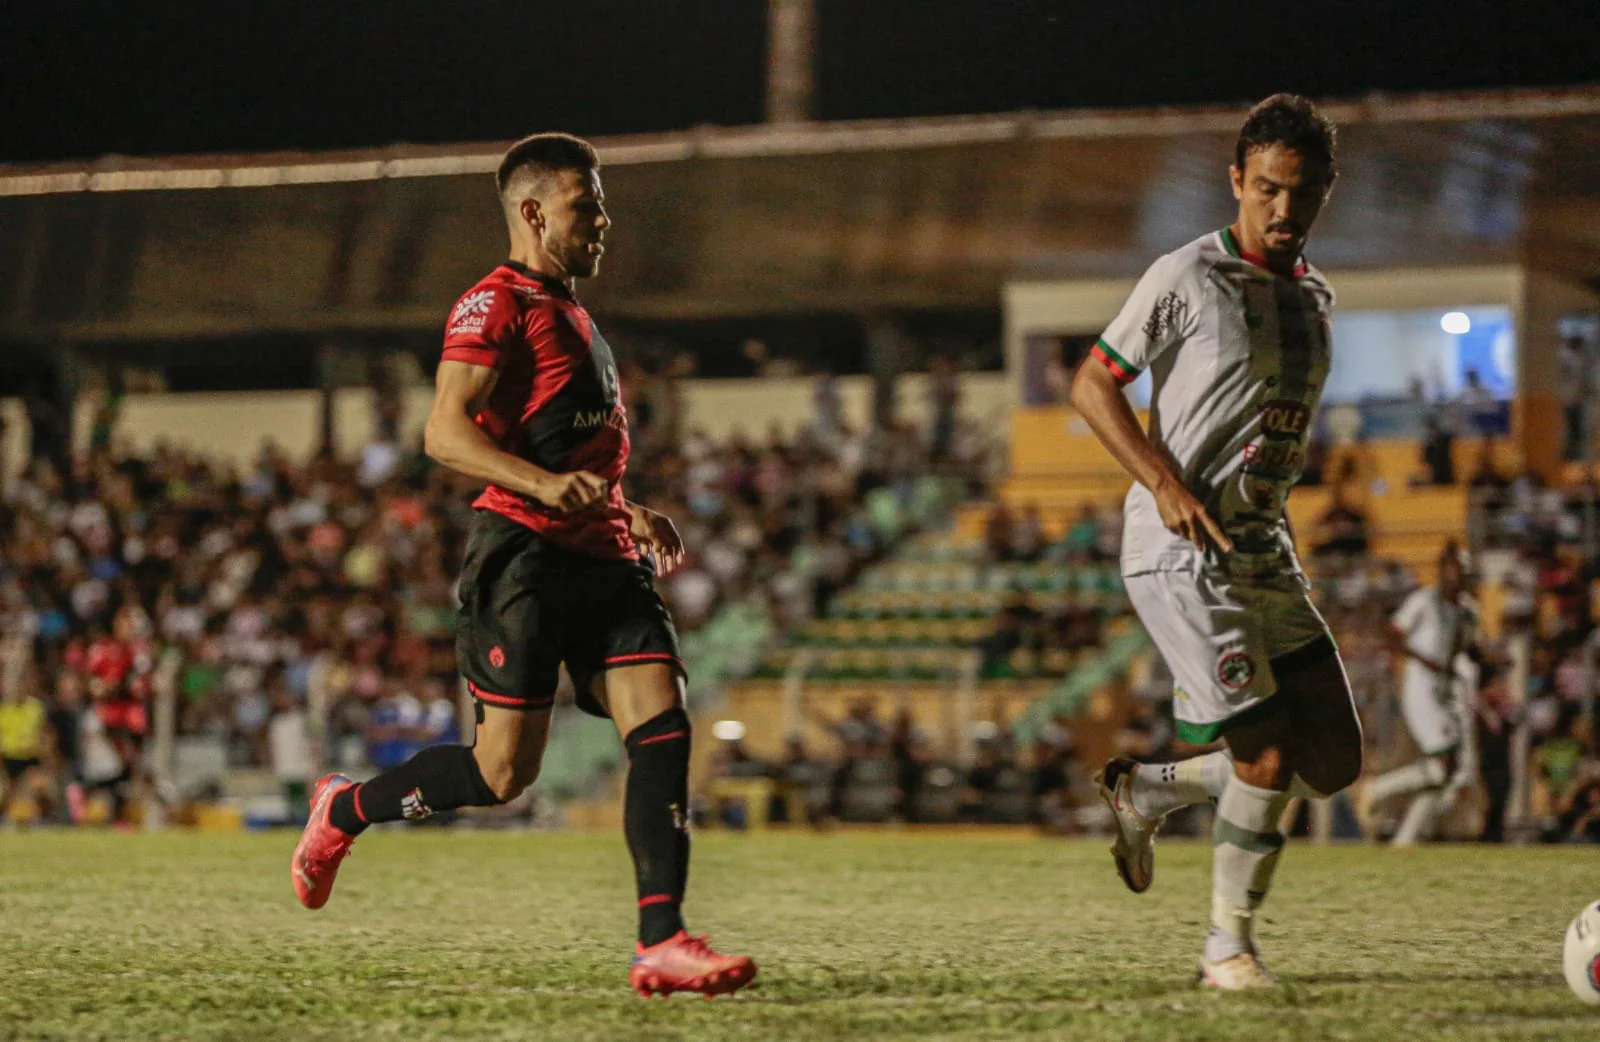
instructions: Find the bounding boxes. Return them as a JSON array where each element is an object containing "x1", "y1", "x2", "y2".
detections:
[{"x1": 439, "y1": 261, "x2": 634, "y2": 561}]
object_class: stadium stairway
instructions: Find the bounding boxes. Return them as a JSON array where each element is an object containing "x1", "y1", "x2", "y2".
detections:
[
  {"x1": 707, "y1": 531, "x2": 1146, "y2": 783},
  {"x1": 955, "y1": 406, "x2": 1508, "y2": 582}
]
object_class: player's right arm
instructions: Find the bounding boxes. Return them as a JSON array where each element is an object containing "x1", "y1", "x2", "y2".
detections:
[
  {"x1": 428, "y1": 285, "x2": 606, "y2": 514},
  {"x1": 424, "y1": 360, "x2": 607, "y2": 514},
  {"x1": 1070, "y1": 256, "x2": 1232, "y2": 553}
]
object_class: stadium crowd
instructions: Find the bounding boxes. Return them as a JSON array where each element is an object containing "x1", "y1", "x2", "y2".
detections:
[
  {"x1": 0, "y1": 373, "x2": 992, "y2": 826},
  {"x1": 1, "y1": 373, "x2": 1596, "y2": 843}
]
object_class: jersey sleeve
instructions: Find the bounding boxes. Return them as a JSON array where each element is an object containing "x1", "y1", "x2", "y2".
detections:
[
  {"x1": 1093, "y1": 253, "x2": 1203, "y2": 385},
  {"x1": 440, "y1": 285, "x2": 520, "y2": 368},
  {"x1": 1391, "y1": 588, "x2": 1427, "y2": 636}
]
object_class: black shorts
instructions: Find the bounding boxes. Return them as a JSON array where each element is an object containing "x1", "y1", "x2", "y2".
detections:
[
  {"x1": 3, "y1": 758, "x2": 41, "y2": 781},
  {"x1": 456, "y1": 509, "x2": 684, "y2": 718}
]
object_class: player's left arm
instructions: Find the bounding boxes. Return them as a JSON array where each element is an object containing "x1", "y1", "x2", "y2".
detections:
[{"x1": 624, "y1": 500, "x2": 686, "y2": 577}]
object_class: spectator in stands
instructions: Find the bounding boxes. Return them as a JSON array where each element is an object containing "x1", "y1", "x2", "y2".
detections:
[
  {"x1": 0, "y1": 362, "x2": 993, "y2": 826},
  {"x1": 1054, "y1": 504, "x2": 1102, "y2": 564},
  {"x1": 1032, "y1": 726, "x2": 1079, "y2": 834},
  {"x1": 961, "y1": 740, "x2": 1005, "y2": 822},
  {"x1": 977, "y1": 588, "x2": 1045, "y2": 678},
  {"x1": 1474, "y1": 668, "x2": 1518, "y2": 843},
  {"x1": 47, "y1": 671, "x2": 86, "y2": 822},
  {"x1": 1560, "y1": 335, "x2": 1594, "y2": 462},
  {"x1": 1419, "y1": 414, "x2": 1456, "y2": 486},
  {"x1": 1311, "y1": 483, "x2": 1371, "y2": 560},
  {"x1": 1467, "y1": 441, "x2": 1510, "y2": 505},
  {"x1": 812, "y1": 371, "x2": 843, "y2": 442},
  {"x1": 1456, "y1": 368, "x2": 1497, "y2": 435},
  {"x1": 1299, "y1": 435, "x2": 1328, "y2": 487},
  {"x1": 928, "y1": 356, "x2": 961, "y2": 463},
  {"x1": 771, "y1": 734, "x2": 828, "y2": 826},
  {"x1": 1551, "y1": 759, "x2": 1600, "y2": 844},
  {"x1": 888, "y1": 707, "x2": 928, "y2": 822},
  {"x1": 1009, "y1": 503, "x2": 1047, "y2": 563},
  {"x1": 267, "y1": 685, "x2": 313, "y2": 824},
  {"x1": 829, "y1": 734, "x2": 898, "y2": 823},
  {"x1": 983, "y1": 503, "x2": 1015, "y2": 564},
  {"x1": 812, "y1": 698, "x2": 884, "y2": 749},
  {"x1": 0, "y1": 677, "x2": 52, "y2": 824},
  {"x1": 710, "y1": 735, "x2": 768, "y2": 781},
  {"x1": 1114, "y1": 696, "x2": 1178, "y2": 764},
  {"x1": 961, "y1": 734, "x2": 1031, "y2": 824}
]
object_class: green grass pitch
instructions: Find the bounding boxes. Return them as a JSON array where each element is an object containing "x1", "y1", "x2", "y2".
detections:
[{"x1": 0, "y1": 830, "x2": 1594, "y2": 1041}]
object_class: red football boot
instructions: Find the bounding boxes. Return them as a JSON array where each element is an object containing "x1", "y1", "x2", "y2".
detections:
[
  {"x1": 629, "y1": 932, "x2": 757, "y2": 999},
  {"x1": 290, "y1": 773, "x2": 357, "y2": 910}
]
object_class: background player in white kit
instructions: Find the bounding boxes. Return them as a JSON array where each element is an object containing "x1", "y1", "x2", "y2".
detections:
[
  {"x1": 1361, "y1": 546, "x2": 1481, "y2": 845},
  {"x1": 1071, "y1": 95, "x2": 1362, "y2": 989}
]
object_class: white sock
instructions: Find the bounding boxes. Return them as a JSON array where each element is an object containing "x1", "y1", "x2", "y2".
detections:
[
  {"x1": 1365, "y1": 758, "x2": 1447, "y2": 807},
  {"x1": 1207, "y1": 776, "x2": 1291, "y2": 962},
  {"x1": 1393, "y1": 788, "x2": 1448, "y2": 845},
  {"x1": 1129, "y1": 752, "x2": 1231, "y2": 818},
  {"x1": 1131, "y1": 750, "x2": 1323, "y2": 819}
]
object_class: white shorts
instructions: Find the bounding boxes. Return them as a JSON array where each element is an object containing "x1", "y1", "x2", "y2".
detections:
[
  {"x1": 1125, "y1": 567, "x2": 1335, "y2": 744},
  {"x1": 1400, "y1": 661, "x2": 1472, "y2": 756}
]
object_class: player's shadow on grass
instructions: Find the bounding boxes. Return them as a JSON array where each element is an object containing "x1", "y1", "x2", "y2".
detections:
[{"x1": 1294, "y1": 969, "x2": 1557, "y2": 987}]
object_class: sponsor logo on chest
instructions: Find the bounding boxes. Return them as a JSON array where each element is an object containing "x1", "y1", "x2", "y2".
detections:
[
  {"x1": 573, "y1": 406, "x2": 627, "y2": 432},
  {"x1": 1259, "y1": 399, "x2": 1311, "y2": 437}
]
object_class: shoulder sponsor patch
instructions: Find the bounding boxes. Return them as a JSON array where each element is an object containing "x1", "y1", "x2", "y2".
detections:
[
  {"x1": 1142, "y1": 290, "x2": 1188, "y2": 342},
  {"x1": 452, "y1": 289, "x2": 496, "y2": 321}
]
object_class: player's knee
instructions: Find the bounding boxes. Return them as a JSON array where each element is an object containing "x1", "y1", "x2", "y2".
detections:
[
  {"x1": 1302, "y1": 745, "x2": 1363, "y2": 795},
  {"x1": 1231, "y1": 745, "x2": 1293, "y2": 790},
  {"x1": 1320, "y1": 756, "x2": 1363, "y2": 795},
  {"x1": 477, "y1": 753, "x2": 541, "y2": 803}
]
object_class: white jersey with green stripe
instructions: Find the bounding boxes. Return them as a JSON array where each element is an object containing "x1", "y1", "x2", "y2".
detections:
[{"x1": 1094, "y1": 228, "x2": 1334, "y2": 577}]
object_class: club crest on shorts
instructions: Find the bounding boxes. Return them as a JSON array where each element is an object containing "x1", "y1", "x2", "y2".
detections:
[
  {"x1": 488, "y1": 645, "x2": 506, "y2": 669},
  {"x1": 1217, "y1": 651, "x2": 1256, "y2": 692}
]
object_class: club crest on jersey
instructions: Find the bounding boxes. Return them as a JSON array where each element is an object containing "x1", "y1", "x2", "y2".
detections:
[
  {"x1": 1217, "y1": 652, "x2": 1256, "y2": 692},
  {"x1": 488, "y1": 646, "x2": 506, "y2": 669}
]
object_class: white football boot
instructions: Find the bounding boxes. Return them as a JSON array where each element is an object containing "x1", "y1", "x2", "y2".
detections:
[
  {"x1": 1198, "y1": 951, "x2": 1280, "y2": 990},
  {"x1": 1094, "y1": 758, "x2": 1160, "y2": 893}
]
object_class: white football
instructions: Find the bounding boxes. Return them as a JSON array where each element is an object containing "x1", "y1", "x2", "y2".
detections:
[{"x1": 1565, "y1": 901, "x2": 1600, "y2": 1006}]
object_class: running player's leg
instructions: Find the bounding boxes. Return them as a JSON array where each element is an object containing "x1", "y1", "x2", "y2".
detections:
[
  {"x1": 1279, "y1": 642, "x2": 1363, "y2": 798},
  {"x1": 292, "y1": 508, "x2": 561, "y2": 908},
  {"x1": 1205, "y1": 703, "x2": 1296, "y2": 987},
  {"x1": 331, "y1": 703, "x2": 549, "y2": 835},
  {"x1": 1364, "y1": 674, "x2": 1458, "y2": 842},
  {"x1": 573, "y1": 557, "x2": 755, "y2": 997},
  {"x1": 290, "y1": 703, "x2": 550, "y2": 910},
  {"x1": 589, "y1": 664, "x2": 757, "y2": 996},
  {"x1": 594, "y1": 664, "x2": 693, "y2": 945},
  {"x1": 1196, "y1": 636, "x2": 1359, "y2": 985},
  {"x1": 1122, "y1": 749, "x2": 1233, "y2": 818},
  {"x1": 1389, "y1": 749, "x2": 1457, "y2": 846}
]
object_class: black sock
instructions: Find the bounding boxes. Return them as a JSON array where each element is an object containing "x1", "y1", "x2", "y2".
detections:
[
  {"x1": 624, "y1": 706, "x2": 692, "y2": 947},
  {"x1": 329, "y1": 745, "x2": 502, "y2": 836}
]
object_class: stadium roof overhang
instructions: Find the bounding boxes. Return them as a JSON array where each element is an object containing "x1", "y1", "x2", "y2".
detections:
[{"x1": 1, "y1": 86, "x2": 1597, "y2": 345}]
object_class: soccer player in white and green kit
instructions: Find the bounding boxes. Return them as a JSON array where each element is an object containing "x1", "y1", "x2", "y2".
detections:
[{"x1": 1072, "y1": 95, "x2": 1362, "y2": 989}]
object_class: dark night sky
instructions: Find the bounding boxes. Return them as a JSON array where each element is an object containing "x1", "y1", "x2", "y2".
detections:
[{"x1": 4, "y1": 0, "x2": 1598, "y2": 164}]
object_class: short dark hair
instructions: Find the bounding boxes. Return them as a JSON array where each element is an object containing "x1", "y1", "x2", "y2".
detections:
[
  {"x1": 495, "y1": 133, "x2": 600, "y2": 195},
  {"x1": 1235, "y1": 94, "x2": 1337, "y2": 177}
]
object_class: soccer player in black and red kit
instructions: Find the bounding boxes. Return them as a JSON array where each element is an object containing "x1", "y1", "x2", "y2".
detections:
[{"x1": 289, "y1": 133, "x2": 757, "y2": 998}]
